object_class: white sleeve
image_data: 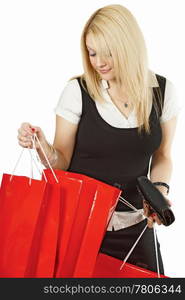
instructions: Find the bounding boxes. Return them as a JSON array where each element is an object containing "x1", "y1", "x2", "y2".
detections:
[
  {"x1": 54, "y1": 79, "x2": 82, "y2": 124},
  {"x1": 160, "y1": 79, "x2": 181, "y2": 123}
]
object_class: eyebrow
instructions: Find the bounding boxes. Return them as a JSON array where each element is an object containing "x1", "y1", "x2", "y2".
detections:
[{"x1": 86, "y1": 45, "x2": 96, "y2": 51}]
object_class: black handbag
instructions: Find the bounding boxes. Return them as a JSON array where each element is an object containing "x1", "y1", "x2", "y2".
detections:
[{"x1": 136, "y1": 176, "x2": 175, "y2": 226}]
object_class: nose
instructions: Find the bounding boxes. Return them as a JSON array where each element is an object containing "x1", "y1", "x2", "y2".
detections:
[{"x1": 96, "y1": 55, "x2": 107, "y2": 68}]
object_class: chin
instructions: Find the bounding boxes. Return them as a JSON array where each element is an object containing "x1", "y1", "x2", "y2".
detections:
[{"x1": 100, "y1": 73, "x2": 114, "y2": 81}]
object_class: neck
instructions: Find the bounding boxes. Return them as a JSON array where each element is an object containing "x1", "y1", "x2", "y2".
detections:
[
  {"x1": 107, "y1": 78, "x2": 117, "y2": 89},
  {"x1": 107, "y1": 79, "x2": 128, "y2": 99}
]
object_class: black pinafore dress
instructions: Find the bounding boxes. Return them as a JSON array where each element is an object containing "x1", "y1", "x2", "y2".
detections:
[{"x1": 67, "y1": 74, "x2": 166, "y2": 274}]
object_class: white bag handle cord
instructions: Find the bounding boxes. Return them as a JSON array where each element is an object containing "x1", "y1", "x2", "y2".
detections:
[
  {"x1": 118, "y1": 195, "x2": 160, "y2": 277},
  {"x1": 10, "y1": 134, "x2": 58, "y2": 184},
  {"x1": 31, "y1": 134, "x2": 59, "y2": 183}
]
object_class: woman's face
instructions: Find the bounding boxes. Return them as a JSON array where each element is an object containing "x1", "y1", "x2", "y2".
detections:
[{"x1": 86, "y1": 34, "x2": 115, "y2": 81}]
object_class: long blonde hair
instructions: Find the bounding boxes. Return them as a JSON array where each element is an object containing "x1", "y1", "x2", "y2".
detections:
[{"x1": 71, "y1": 4, "x2": 162, "y2": 134}]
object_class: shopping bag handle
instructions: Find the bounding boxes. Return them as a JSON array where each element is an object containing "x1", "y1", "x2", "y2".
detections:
[
  {"x1": 9, "y1": 146, "x2": 48, "y2": 184},
  {"x1": 31, "y1": 134, "x2": 58, "y2": 183},
  {"x1": 118, "y1": 196, "x2": 161, "y2": 277},
  {"x1": 9, "y1": 134, "x2": 58, "y2": 184}
]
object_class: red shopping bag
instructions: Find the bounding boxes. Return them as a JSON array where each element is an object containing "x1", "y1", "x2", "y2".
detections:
[
  {"x1": 43, "y1": 169, "x2": 121, "y2": 278},
  {"x1": 92, "y1": 253, "x2": 167, "y2": 278},
  {"x1": 43, "y1": 169, "x2": 90, "y2": 277},
  {"x1": 53, "y1": 176, "x2": 83, "y2": 277},
  {"x1": 72, "y1": 175, "x2": 121, "y2": 278},
  {"x1": 0, "y1": 173, "x2": 60, "y2": 278},
  {"x1": 24, "y1": 180, "x2": 61, "y2": 277}
]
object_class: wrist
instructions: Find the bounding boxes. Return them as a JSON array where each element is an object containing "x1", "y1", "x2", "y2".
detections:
[
  {"x1": 37, "y1": 142, "x2": 58, "y2": 167},
  {"x1": 43, "y1": 148, "x2": 58, "y2": 168},
  {"x1": 36, "y1": 141, "x2": 50, "y2": 158},
  {"x1": 153, "y1": 181, "x2": 170, "y2": 196},
  {"x1": 155, "y1": 185, "x2": 168, "y2": 197}
]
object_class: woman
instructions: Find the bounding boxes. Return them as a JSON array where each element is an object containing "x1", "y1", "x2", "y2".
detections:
[{"x1": 17, "y1": 4, "x2": 180, "y2": 275}]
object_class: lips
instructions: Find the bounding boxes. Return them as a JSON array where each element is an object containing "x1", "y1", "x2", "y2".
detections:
[{"x1": 99, "y1": 68, "x2": 111, "y2": 74}]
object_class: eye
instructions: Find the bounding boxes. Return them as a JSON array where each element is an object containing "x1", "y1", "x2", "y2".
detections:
[{"x1": 89, "y1": 52, "x2": 96, "y2": 57}]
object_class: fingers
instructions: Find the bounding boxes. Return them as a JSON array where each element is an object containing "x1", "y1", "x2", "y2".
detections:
[
  {"x1": 30, "y1": 126, "x2": 42, "y2": 135},
  {"x1": 143, "y1": 201, "x2": 155, "y2": 228},
  {"x1": 17, "y1": 134, "x2": 33, "y2": 148},
  {"x1": 17, "y1": 123, "x2": 32, "y2": 148},
  {"x1": 151, "y1": 213, "x2": 162, "y2": 225},
  {"x1": 147, "y1": 213, "x2": 162, "y2": 228},
  {"x1": 143, "y1": 200, "x2": 150, "y2": 217},
  {"x1": 17, "y1": 122, "x2": 42, "y2": 149},
  {"x1": 147, "y1": 216, "x2": 154, "y2": 228},
  {"x1": 143, "y1": 200, "x2": 162, "y2": 227},
  {"x1": 143, "y1": 200, "x2": 154, "y2": 217}
]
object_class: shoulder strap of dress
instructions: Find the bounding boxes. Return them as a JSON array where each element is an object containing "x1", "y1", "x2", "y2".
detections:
[
  {"x1": 76, "y1": 76, "x2": 94, "y2": 115},
  {"x1": 76, "y1": 77, "x2": 87, "y2": 91}
]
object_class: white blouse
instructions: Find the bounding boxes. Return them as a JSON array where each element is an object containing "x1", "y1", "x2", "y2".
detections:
[
  {"x1": 54, "y1": 72, "x2": 181, "y2": 231},
  {"x1": 55, "y1": 73, "x2": 180, "y2": 128}
]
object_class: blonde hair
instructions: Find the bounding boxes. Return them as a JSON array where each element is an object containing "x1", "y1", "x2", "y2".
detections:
[{"x1": 70, "y1": 4, "x2": 162, "y2": 134}]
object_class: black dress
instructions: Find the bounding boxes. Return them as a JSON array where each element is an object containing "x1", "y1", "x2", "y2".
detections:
[{"x1": 67, "y1": 75, "x2": 166, "y2": 274}]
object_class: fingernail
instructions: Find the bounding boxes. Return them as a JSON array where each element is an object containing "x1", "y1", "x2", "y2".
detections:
[
  {"x1": 151, "y1": 213, "x2": 156, "y2": 217},
  {"x1": 31, "y1": 128, "x2": 35, "y2": 132}
]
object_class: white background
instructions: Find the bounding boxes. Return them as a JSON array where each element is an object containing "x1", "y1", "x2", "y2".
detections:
[{"x1": 0, "y1": 0, "x2": 184, "y2": 277}]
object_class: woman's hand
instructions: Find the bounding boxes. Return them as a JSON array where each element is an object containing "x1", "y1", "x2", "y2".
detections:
[
  {"x1": 17, "y1": 122, "x2": 46, "y2": 149},
  {"x1": 143, "y1": 197, "x2": 172, "y2": 228}
]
